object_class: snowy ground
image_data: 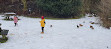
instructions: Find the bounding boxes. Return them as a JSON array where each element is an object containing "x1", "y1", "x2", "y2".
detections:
[{"x1": 0, "y1": 14, "x2": 111, "y2": 49}]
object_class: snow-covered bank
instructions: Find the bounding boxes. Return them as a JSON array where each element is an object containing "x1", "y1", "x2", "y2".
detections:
[{"x1": 0, "y1": 15, "x2": 111, "y2": 49}]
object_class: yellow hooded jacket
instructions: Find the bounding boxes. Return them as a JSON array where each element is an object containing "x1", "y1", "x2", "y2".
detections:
[{"x1": 40, "y1": 19, "x2": 45, "y2": 27}]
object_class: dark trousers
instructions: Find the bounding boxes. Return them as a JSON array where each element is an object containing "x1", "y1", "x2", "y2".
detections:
[
  {"x1": 15, "y1": 23, "x2": 17, "y2": 26},
  {"x1": 42, "y1": 27, "x2": 44, "y2": 32}
]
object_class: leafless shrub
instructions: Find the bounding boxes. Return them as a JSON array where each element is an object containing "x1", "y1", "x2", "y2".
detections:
[{"x1": 98, "y1": 0, "x2": 111, "y2": 29}]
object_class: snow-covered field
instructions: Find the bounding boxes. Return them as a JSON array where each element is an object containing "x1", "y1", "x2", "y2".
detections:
[{"x1": 0, "y1": 14, "x2": 111, "y2": 49}]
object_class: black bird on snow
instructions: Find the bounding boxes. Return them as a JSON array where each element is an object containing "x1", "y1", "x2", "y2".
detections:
[
  {"x1": 50, "y1": 25, "x2": 52, "y2": 27},
  {"x1": 77, "y1": 25, "x2": 79, "y2": 28}
]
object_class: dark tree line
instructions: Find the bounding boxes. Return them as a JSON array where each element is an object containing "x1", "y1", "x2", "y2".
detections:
[
  {"x1": 36, "y1": 0, "x2": 82, "y2": 18},
  {"x1": 0, "y1": 0, "x2": 111, "y2": 28},
  {"x1": 0, "y1": 0, "x2": 37, "y2": 16},
  {"x1": 0, "y1": 0, "x2": 83, "y2": 18}
]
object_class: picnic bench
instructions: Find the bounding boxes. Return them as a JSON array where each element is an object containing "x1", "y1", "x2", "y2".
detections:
[
  {"x1": 0, "y1": 29, "x2": 9, "y2": 39},
  {"x1": 4, "y1": 12, "x2": 16, "y2": 20}
]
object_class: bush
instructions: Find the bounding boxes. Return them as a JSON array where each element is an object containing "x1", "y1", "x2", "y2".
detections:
[
  {"x1": 35, "y1": 0, "x2": 82, "y2": 18},
  {"x1": 0, "y1": 37, "x2": 8, "y2": 43}
]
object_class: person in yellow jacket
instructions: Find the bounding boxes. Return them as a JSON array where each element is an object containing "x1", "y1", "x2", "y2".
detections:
[{"x1": 40, "y1": 16, "x2": 46, "y2": 34}]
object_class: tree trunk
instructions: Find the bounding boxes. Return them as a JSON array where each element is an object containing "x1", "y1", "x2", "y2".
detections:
[{"x1": 21, "y1": 0, "x2": 27, "y2": 12}]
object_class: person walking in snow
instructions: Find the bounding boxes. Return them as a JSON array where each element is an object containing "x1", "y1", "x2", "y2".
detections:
[
  {"x1": 0, "y1": 23, "x2": 4, "y2": 38},
  {"x1": 40, "y1": 16, "x2": 46, "y2": 34},
  {"x1": 14, "y1": 16, "x2": 18, "y2": 26},
  {"x1": 0, "y1": 23, "x2": 2, "y2": 33}
]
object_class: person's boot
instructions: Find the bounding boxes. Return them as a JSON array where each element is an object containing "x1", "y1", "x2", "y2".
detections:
[{"x1": 41, "y1": 32, "x2": 44, "y2": 34}]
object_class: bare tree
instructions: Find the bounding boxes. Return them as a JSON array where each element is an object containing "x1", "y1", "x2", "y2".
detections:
[
  {"x1": 98, "y1": 0, "x2": 111, "y2": 29},
  {"x1": 21, "y1": 0, "x2": 27, "y2": 12},
  {"x1": 82, "y1": 0, "x2": 91, "y2": 13},
  {"x1": 11, "y1": 0, "x2": 14, "y2": 4}
]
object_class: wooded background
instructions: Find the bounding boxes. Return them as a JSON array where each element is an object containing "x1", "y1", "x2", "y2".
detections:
[{"x1": 0, "y1": 0, "x2": 111, "y2": 28}]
